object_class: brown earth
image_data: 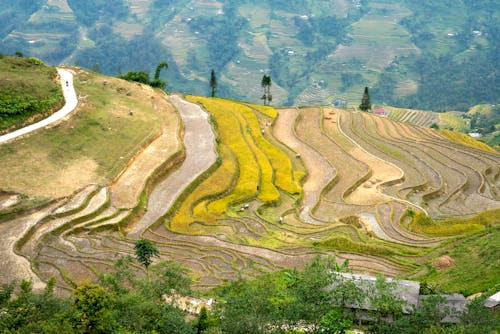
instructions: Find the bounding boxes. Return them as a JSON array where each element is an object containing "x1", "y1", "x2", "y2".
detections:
[{"x1": 109, "y1": 95, "x2": 180, "y2": 209}]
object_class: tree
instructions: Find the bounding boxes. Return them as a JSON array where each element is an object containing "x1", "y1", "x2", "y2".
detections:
[
  {"x1": 359, "y1": 86, "x2": 372, "y2": 111},
  {"x1": 119, "y1": 70, "x2": 151, "y2": 85},
  {"x1": 460, "y1": 297, "x2": 500, "y2": 334},
  {"x1": 368, "y1": 275, "x2": 407, "y2": 334},
  {"x1": 291, "y1": 256, "x2": 338, "y2": 323},
  {"x1": 210, "y1": 69, "x2": 217, "y2": 97},
  {"x1": 134, "y1": 239, "x2": 160, "y2": 275},
  {"x1": 195, "y1": 306, "x2": 210, "y2": 334},
  {"x1": 73, "y1": 283, "x2": 113, "y2": 333},
  {"x1": 151, "y1": 61, "x2": 168, "y2": 89},
  {"x1": 320, "y1": 309, "x2": 352, "y2": 334},
  {"x1": 261, "y1": 74, "x2": 272, "y2": 105}
]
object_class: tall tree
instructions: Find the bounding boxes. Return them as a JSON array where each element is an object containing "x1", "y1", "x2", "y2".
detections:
[
  {"x1": 359, "y1": 86, "x2": 371, "y2": 111},
  {"x1": 151, "y1": 61, "x2": 168, "y2": 89},
  {"x1": 134, "y1": 239, "x2": 160, "y2": 276},
  {"x1": 210, "y1": 69, "x2": 217, "y2": 97},
  {"x1": 261, "y1": 74, "x2": 272, "y2": 105}
]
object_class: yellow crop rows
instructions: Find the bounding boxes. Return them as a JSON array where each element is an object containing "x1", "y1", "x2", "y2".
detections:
[
  {"x1": 244, "y1": 102, "x2": 278, "y2": 118},
  {"x1": 184, "y1": 96, "x2": 301, "y2": 218},
  {"x1": 441, "y1": 129, "x2": 497, "y2": 153},
  {"x1": 170, "y1": 145, "x2": 237, "y2": 232}
]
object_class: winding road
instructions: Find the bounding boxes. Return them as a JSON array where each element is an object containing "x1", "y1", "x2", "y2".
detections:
[{"x1": 0, "y1": 68, "x2": 78, "y2": 144}]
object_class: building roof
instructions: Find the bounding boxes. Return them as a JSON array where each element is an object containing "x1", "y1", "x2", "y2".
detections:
[
  {"x1": 484, "y1": 291, "x2": 500, "y2": 308},
  {"x1": 333, "y1": 273, "x2": 420, "y2": 313},
  {"x1": 420, "y1": 294, "x2": 469, "y2": 323}
]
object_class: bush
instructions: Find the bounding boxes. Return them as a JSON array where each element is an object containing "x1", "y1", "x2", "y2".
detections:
[{"x1": 27, "y1": 57, "x2": 44, "y2": 65}]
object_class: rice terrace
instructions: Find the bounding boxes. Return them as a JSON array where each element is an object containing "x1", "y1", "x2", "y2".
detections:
[{"x1": 0, "y1": 63, "x2": 499, "y2": 297}]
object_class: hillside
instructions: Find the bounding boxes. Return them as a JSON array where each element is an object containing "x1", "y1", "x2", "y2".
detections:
[
  {"x1": 0, "y1": 54, "x2": 63, "y2": 132},
  {"x1": 0, "y1": 67, "x2": 498, "y2": 296},
  {"x1": 0, "y1": 0, "x2": 498, "y2": 110},
  {"x1": 384, "y1": 105, "x2": 500, "y2": 149}
]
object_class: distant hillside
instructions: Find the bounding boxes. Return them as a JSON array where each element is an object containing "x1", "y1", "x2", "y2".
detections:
[
  {"x1": 0, "y1": 54, "x2": 63, "y2": 132},
  {"x1": 0, "y1": 0, "x2": 498, "y2": 110},
  {"x1": 384, "y1": 104, "x2": 500, "y2": 149}
]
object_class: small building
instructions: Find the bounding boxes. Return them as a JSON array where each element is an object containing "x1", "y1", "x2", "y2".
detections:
[
  {"x1": 373, "y1": 108, "x2": 387, "y2": 116},
  {"x1": 333, "y1": 99, "x2": 347, "y2": 107},
  {"x1": 331, "y1": 273, "x2": 468, "y2": 323},
  {"x1": 420, "y1": 294, "x2": 469, "y2": 323},
  {"x1": 468, "y1": 132, "x2": 482, "y2": 138},
  {"x1": 331, "y1": 272, "x2": 420, "y2": 320}
]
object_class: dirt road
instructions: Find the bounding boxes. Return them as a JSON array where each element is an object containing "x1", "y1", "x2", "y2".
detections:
[{"x1": 127, "y1": 95, "x2": 217, "y2": 236}]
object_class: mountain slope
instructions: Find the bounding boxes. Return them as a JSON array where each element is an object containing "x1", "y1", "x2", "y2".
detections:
[
  {"x1": 1, "y1": 0, "x2": 498, "y2": 110},
  {"x1": 0, "y1": 67, "x2": 498, "y2": 294}
]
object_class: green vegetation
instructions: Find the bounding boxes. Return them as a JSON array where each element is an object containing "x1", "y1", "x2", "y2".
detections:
[
  {"x1": 409, "y1": 209, "x2": 499, "y2": 236},
  {"x1": 67, "y1": 0, "x2": 128, "y2": 26},
  {"x1": 0, "y1": 68, "x2": 163, "y2": 197},
  {"x1": 0, "y1": 258, "x2": 195, "y2": 333},
  {"x1": 359, "y1": 86, "x2": 371, "y2": 111},
  {"x1": 415, "y1": 227, "x2": 500, "y2": 296},
  {"x1": 315, "y1": 235, "x2": 421, "y2": 258},
  {"x1": 441, "y1": 129, "x2": 497, "y2": 153},
  {"x1": 0, "y1": 55, "x2": 63, "y2": 132},
  {"x1": 375, "y1": 0, "x2": 500, "y2": 111},
  {"x1": 210, "y1": 69, "x2": 217, "y2": 97},
  {"x1": 439, "y1": 112, "x2": 468, "y2": 132},
  {"x1": 134, "y1": 239, "x2": 160, "y2": 272},
  {"x1": 119, "y1": 61, "x2": 168, "y2": 89},
  {"x1": 215, "y1": 257, "x2": 499, "y2": 333},
  {"x1": 1, "y1": 51, "x2": 499, "y2": 334},
  {"x1": 3, "y1": 0, "x2": 497, "y2": 110},
  {"x1": 261, "y1": 74, "x2": 272, "y2": 106},
  {"x1": 468, "y1": 104, "x2": 499, "y2": 134},
  {"x1": 1, "y1": 255, "x2": 498, "y2": 333}
]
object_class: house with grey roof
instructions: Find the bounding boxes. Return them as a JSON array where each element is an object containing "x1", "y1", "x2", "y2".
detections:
[{"x1": 330, "y1": 272, "x2": 469, "y2": 323}]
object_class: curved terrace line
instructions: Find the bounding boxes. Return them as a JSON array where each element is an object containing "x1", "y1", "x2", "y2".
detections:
[
  {"x1": 273, "y1": 108, "x2": 335, "y2": 224},
  {"x1": 127, "y1": 95, "x2": 217, "y2": 236},
  {"x1": 337, "y1": 110, "x2": 429, "y2": 216}
]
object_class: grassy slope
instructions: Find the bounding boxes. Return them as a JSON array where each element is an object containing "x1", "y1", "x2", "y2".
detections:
[
  {"x1": 412, "y1": 227, "x2": 500, "y2": 296},
  {"x1": 0, "y1": 55, "x2": 63, "y2": 131},
  {"x1": 0, "y1": 68, "x2": 162, "y2": 199}
]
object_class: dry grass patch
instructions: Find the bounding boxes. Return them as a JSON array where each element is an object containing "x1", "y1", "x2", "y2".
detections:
[{"x1": 0, "y1": 68, "x2": 162, "y2": 199}]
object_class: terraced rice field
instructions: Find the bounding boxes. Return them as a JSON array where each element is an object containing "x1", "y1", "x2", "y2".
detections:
[{"x1": 1, "y1": 78, "x2": 499, "y2": 293}]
